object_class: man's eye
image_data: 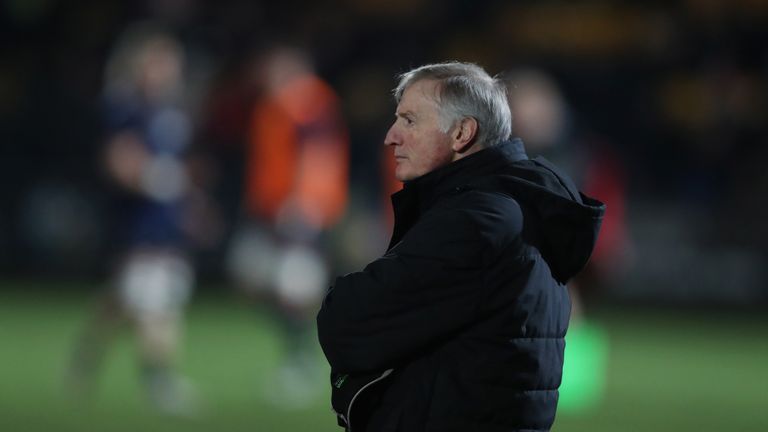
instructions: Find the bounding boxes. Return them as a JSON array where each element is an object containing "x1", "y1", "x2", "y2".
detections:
[{"x1": 404, "y1": 117, "x2": 414, "y2": 125}]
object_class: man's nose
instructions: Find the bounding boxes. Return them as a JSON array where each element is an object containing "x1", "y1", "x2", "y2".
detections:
[{"x1": 384, "y1": 123, "x2": 399, "y2": 146}]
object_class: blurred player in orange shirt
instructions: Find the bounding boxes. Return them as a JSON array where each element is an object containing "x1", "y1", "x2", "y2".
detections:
[{"x1": 226, "y1": 46, "x2": 349, "y2": 406}]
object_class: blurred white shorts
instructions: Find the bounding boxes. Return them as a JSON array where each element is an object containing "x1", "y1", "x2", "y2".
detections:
[
  {"x1": 117, "y1": 251, "x2": 194, "y2": 315},
  {"x1": 226, "y1": 224, "x2": 328, "y2": 306}
]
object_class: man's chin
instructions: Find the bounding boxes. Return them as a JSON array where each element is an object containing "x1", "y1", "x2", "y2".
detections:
[
  {"x1": 394, "y1": 168, "x2": 411, "y2": 182},
  {"x1": 395, "y1": 172, "x2": 414, "y2": 182}
]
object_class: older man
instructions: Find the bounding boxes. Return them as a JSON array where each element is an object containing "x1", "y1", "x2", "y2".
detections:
[{"x1": 317, "y1": 62, "x2": 605, "y2": 432}]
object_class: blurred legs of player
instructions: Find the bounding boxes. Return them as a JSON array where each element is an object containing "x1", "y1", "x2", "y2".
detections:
[
  {"x1": 69, "y1": 249, "x2": 201, "y2": 416},
  {"x1": 227, "y1": 223, "x2": 327, "y2": 408}
]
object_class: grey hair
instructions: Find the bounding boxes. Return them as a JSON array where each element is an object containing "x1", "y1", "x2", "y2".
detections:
[{"x1": 393, "y1": 62, "x2": 512, "y2": 147}]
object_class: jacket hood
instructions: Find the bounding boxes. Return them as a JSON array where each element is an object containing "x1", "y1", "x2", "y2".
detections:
[
  {"x1": 407, "y1": 138, "x2": 605, "y2": 284},
  {"x1": 493, "y1": 154, "x2": 605, "y2": 284}
]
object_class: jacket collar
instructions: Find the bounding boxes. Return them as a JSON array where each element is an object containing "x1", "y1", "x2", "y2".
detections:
[
  {"x1": 403, "y1": 138, "x2": 528, "y2": 212},
  {"x1": 387, "y1": 139, "x2": 527, "y2": 250}
]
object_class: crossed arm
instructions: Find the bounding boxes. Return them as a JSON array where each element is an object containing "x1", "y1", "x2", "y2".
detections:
[{"x1": 317, "y1": 199, "x2": 519, "y2": 373}]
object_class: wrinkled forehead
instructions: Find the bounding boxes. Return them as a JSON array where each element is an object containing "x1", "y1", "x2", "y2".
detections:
[{"x1": 399, "y1": 79, "x2": 442, "y2": 107}]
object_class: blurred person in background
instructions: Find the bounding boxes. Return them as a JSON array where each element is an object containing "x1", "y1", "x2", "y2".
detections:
[
  {"x1": 505, "y1": 68, "x2": 631, "y2": 412},
  {"x1": 68, "y1": 23, "x2": 209, "y2": 416},
  {"x1": 225, "y1": 45, "x2": 349, "y2": 406},
  {"x1": 505, "y1": 69, "x2": 631, "y2": 315},
  {"x1": 317, "y1": 62, "x2": 605, "y2": 432}
]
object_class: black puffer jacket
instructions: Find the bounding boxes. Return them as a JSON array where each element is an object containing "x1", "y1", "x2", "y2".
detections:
[{"x1": 317, "y1": 139, "x2": 605, "y2": 432}]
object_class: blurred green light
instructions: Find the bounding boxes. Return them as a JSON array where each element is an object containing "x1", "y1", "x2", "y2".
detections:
[{"x1": 559, "y1": 321, "x2": 609, "y2": 414}]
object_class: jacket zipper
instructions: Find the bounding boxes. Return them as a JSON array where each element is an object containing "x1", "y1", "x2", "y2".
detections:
[{"x1": 342, "y1": 368, "x2": 394, "y2": 432}]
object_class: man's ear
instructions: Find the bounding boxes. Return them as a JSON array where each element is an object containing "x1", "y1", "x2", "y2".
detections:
[{"x1": 451, "y1": 117, "x2": 478, "y2": 153}]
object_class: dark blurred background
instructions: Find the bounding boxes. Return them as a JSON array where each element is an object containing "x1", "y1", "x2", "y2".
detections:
[
  {"x1": 1, "y1": 1, "x2": 766, "y2": 431},
  {"x1": 2, "y1": 0, "x2": 767, "y2": 306}
]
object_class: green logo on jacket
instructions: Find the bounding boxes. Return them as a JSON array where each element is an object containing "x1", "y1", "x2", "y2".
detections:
[{"x1": 333, "y1": 374, "x2": 348, "y2": 389}]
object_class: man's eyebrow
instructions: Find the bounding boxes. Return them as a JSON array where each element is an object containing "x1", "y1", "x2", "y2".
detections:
[{"x1": 396, "y1": 110, "x2": 416, "y2": 118}]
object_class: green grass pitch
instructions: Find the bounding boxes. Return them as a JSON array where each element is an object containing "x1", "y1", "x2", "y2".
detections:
[{"x1": 0, "y1": 282, "x2": 765, "y2": 432}]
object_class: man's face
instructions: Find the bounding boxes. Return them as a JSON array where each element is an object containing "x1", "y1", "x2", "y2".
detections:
[{"x1": 385, "y1": 79, "x2": 455, "y2": 182}]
